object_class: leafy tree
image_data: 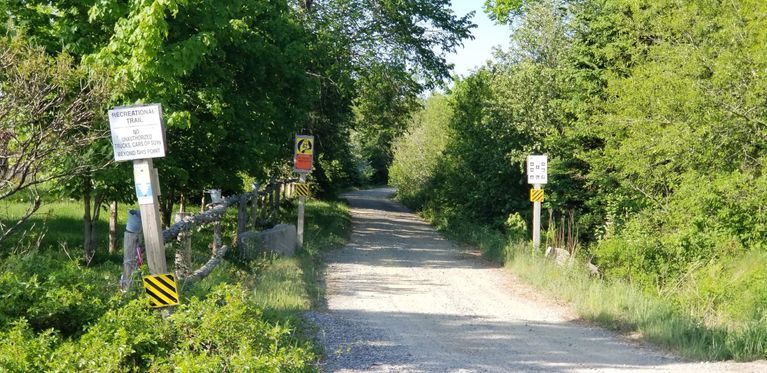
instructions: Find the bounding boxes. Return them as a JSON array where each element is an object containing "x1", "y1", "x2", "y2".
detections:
[
  {"x1": 390, "y1": 93, "x2": 452, "y2": 206},
  {"x1": 0, "y1": 34, "x2": 111, "y2": 246},
  {"x1": 300, "y1": 0, "x2": 476, "y2": 183},
  {"x1": 484, "y1": 0, "x2": 529, "y2": 24}
]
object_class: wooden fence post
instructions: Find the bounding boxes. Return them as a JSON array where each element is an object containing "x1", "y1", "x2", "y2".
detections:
[
  {"x1": 133, "y1": 159, "x2": 167, "y2": 274},
  {"x1": 251, "y1": 182, "x2": 259, "y2": 230},
  {"x1": 174, "y1": 212, "x2": 192, "y2": 278},
  {"x1": 209, "y1": 189, "x2": 223, "y2": 254},
  {"x1": 236, "y1": 194, "x2": 248, "y2": 247},
  {"x1": 120, "y1": 210, "x2": 142, "y2": 290},
  {"x1": 275, "y1": 181, "x2": 282, "y2": 210},
  {"x1": 297, "y1": 174, "x2": 306, "y2": 248}
]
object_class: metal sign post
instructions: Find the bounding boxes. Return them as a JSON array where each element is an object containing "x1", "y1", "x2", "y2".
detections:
[
  {"x1": 527, "y1": 155, "x2": 548, "y2": 254},
  {"x1": 294, "y1": 134, "x2": 314, "y2": 249},
  {"x1": 109, "y1": 104, "x2": 167, "y2": 274},
  {"x1": 297, "y1": 173, "x2": 307, "y2": 248}
]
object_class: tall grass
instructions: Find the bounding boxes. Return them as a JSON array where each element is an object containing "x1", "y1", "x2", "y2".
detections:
[
  {"x1": 423, "y1": 211, "x2": 767, "y2": 361},
  {"x1": 0, "y1": 200, "x2": 135, "y2": 260},
  {"x1": 252, "y1": 199, "x2": 351, "y2": 313}
]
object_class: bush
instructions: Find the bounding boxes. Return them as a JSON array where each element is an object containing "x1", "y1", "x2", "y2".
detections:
[
  {"x1": 0, "y1": 320, "x2": 59, "y2": 372},
  {"x1": 504, "y1": 212, "x2": 528, "y2": 241},
  {"x1": 49, "y1": 299, "x2": 174, "y2": 371},
  {"x1": 165, "y1": 284, "x2": 313, "y2": 371},
  {"x1": 0, "y1": 284, "x2": 315, "y2": 372},
  {"x1": 0, "y1": 252, "x2": 120, "y2": 336}
]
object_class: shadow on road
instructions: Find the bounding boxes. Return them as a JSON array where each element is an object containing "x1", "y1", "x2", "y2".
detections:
[
  {"x1": 311, "y1": 309, "x2": 678, "y2": 372},
  {"x1": 311, "y1": 188, "x2": 681, "y2": 372}
]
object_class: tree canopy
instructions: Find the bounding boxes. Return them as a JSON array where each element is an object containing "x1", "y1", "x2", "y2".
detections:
[{"x1": 0, "y1": 0, "x2": 475, "y2": 217}]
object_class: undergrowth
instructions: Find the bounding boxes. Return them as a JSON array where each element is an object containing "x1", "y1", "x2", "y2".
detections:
[{"x1": 0, "y1": 198, "x2": 351, "y2": 371}]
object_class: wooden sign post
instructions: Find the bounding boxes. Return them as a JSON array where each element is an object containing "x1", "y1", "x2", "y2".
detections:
[
  {"x1": 527, "y1": 155, "x2": 548, "y2": 254},
  {"x1": 109, "y1": 104, "x2": 168, "y2": 274},
  {"x1": 294, "y1": 134, "x2": 314, "y2": 249}
]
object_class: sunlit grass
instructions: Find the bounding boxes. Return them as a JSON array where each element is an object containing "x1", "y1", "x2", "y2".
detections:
[
  {"x1": 252, "y1": 199, "x2": 351, "y2": 314},
  {"x1": 0, "y1": 200, "x2": 138, "y2": 254}
]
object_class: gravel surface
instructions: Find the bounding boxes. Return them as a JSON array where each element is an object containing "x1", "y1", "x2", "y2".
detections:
[{"x1": 306, "y1": 188, "x2": 767, "y2": 372}]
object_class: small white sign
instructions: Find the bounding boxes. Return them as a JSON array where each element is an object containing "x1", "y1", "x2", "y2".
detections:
[
  {"x1": 109, "y1": 104, "x2": 165, "y2": 162},
  {"x1": 133, "y1": 160, "x2": 155, "y2": 205},
  {"x1": 135, "y1": 182, "x2": 153, "y2": 205},
  {"x1": 527, "y1": 155, "x2": 548, "y2": 184}
]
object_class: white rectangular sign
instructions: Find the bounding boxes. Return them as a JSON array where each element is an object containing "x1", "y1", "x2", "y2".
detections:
[
  {"x1": 133, "y1": 161, "x2": 154, "y2": 205},
  {"x1": 109, "y1": 104, "x2": 166, "y2": 162},
  {"x1": 527, "y1": 155, "x2": 548, "y2": 184}
]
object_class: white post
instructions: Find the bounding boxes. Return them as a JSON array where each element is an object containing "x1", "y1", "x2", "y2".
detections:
[
  {"x1": 133, "y1": 159, "x2": 167, "y2": 274},
  {"x1": 532, "y1": 183, "x2": 541, "y2": 254},
  {"x1": 297, "y1": 174, "x2": 306, "y2": 249}
]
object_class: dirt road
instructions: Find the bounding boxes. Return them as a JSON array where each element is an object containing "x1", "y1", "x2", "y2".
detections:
[{"x1": 307, "y1": 188, "x2": 764, "y2": 372}]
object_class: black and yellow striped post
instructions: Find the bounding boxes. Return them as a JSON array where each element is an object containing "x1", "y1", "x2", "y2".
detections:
[
  {"x1": 530, "y1": 188, "x2": 544, "y2": 203},
  {"x1": 143, "y1": 273, "x2": 180, "y2": 308},
  {"x1": 294, "y1": 183, "x2": 311, "y2": 197},
  {"x1": 531, "y1": 185, "x2": 543, "y2": 252}
]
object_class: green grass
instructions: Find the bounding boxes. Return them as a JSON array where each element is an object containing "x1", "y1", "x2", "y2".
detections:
[
  {"x1": 0, "y1": 200, "x2": 138, "y2": 258},
  {"x1": 421, "y1": 210, "x2": 767, "y2": 361},
  {"x1": 253, "y1": 199, "x2": 351, "y2": 314}
]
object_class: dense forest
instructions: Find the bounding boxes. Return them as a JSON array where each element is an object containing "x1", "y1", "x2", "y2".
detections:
[{"x1": 392, "y1": 0, "x2": 767, "y2": 348}]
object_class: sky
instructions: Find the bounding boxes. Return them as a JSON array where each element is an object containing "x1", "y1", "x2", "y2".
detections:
[{"x1": 445, "y1": 0, "x2": 511, "y2": 78}]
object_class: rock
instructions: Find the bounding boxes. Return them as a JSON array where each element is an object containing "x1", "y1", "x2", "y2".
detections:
[
  {"x1": 586, "y1": 261, "x2": 601, "y2": 277},
  {"x1": 239, "y1": 224, "x2": 297, "y2": 259},
  {"x1": 545, "y1": 246, "x2": 572, "y2": 266}
]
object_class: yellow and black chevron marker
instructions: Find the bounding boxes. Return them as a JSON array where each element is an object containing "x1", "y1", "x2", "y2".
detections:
[
  {"x1": 530, "y1": 188, "x2": 544, "y2": 203},
  {"x1": 143, "y1": 273, "x2": 180, "y2": 308},
  {"x1": 294, "y1": 183, "x2": 311, "y2": 197}
]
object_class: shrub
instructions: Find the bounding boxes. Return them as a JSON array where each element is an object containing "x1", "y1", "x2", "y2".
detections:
[
  {"x1": 162, "y1": 284, "x2": 314, "y2": 372},
  {"x1": 0, "y1": 253, "x2": 119, "y2": 336},
  {"x1": 49, "y1": 299, "x2": 173, "y2": 372},
  {"x1": 0, "y1": 320, "x2": 58, "y2": 372}
]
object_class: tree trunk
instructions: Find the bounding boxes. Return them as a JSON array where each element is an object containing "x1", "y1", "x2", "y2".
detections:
[
  {"x1": 108, "y1": 201, "x2": 118, "y2": 255},
  {"x1": 89, "y1": 195, "x2": 104, "y2": 263},
  {"x1": 83, "y1": 178, "x2": 94, "y2": 263},
  {"x1": 160, "y1": 191, "x2": 174, "y2": 228},
  {"x1": 83, "y1": 176, "x2": 104, "y2": 265},
  {"x1": 179, "y1": 193, "x2": 186, "y2": 213}
]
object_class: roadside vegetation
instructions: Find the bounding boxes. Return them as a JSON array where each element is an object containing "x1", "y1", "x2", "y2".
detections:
[
  {"x1": 2, "y1": 0, "x2": 458, "y2": 369},
  {"x1": 0, "y1": 198, "x2": 350, "y2": 371},
  {"x1": 391, "y1": 0, "x2": 767, "y2": 361}
]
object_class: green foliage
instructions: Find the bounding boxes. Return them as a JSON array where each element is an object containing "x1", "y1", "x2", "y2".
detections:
[
  {"x1": 390, "y1": 93, "x2": 453, "y2": 207},
  {"x1": 0, "y1": 193, "x2": 351, "y2": 370},
  {"x1": 393, "y1": 0, "x2": 767, "y2": 359},
  {"x1": 484, "y1": 0, "x2": 528, "y2": 24},
  {"x1": 504, "y1": 212, "x2": 527, "y2": 241},
  {"x1": 0, "y1": 284, "x2": 316, "y2": 372},
  {"x1": 0, "y1": 253, "x2": 120, "y2": 336},
  {"x1": 0, "y1": 320, "x2": 59, "y2": 372},
  {"x1": 163, "y1": 284, "x2": 314, "y2": 372}
]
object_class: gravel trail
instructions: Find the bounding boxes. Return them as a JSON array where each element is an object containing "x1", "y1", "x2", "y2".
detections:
[{"x1": 306, "y1": 188, "x2": 766, "y2": 372}]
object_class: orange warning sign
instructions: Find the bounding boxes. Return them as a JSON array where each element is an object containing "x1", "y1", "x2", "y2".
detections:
[{"x1": 294, "y1": 135, "x2": 314, "y2": 172}]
